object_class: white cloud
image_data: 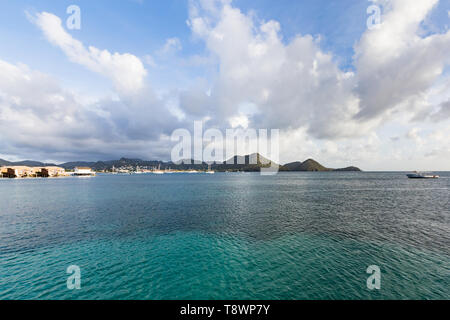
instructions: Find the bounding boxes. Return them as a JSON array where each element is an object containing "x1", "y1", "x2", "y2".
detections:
[
  {"x1": 431, "y1": 99, "x2": 450, "y2": 121},
  {"x1": 2, "y1": 1, "x2": 449, "y2": 170},
  {"x1": 185, "y1": 0, "x2": 376, "y2": 139},
  {"x1": 180, "y1": 0, "x2": 450, "y2": 169},
  {"x1": 228, "y1": 114, "x2": 249, "y2": 129},
  {"x1": 158, "y1": 37, "x2": 183, "y2": 56},
  {"x1": 406, "y1": 127, "x2": 423, "y2": 145},
  {"x1": 355, "y1": 0, "x2": 450, "y2": 120},
  {"x1": 143, "y1": 54, "x2": 157, "y2": 68},
  {"x1": 184, "y1": 0, "x2": 450, "y2": 138},
  {"x1": 32, "y1": 12, "x2": 147, "y2": 94},
  {"x1": 0, "y1": 58, "x2": 181, "y2": 162}
]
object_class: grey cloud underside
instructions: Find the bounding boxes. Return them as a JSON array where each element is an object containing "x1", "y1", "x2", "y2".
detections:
[
  {"x1": 0, "y1": 61, "x2": 182, "y2": 161},
  {"x1": 430, "y1": 99, "x2": 450, "y2": 122}
]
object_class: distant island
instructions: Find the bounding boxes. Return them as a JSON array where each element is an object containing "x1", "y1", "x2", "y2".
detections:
[
  {"x1": 0, "y1": 154, "x2": 361, "y2": 173},
  {"x1": 281, "y1": 159, "x2": 361, "y2": 172}
]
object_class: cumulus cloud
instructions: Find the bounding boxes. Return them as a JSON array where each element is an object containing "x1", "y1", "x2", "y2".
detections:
[
  {"x1": 184, "y1": 0, "x2": 450, "y2": 140},
  {"x1": 179, "y1": 0, "x2": 450, "y2": 164},
  {"x1": 179, "y1": 0, "x2": 450, "y2": 169},
  {"x1": 0, "y1": 59, "x2": 108, "y2": 159},
  {"x1": 1, "y1": 1, "x2": 449, "y2": 170},
  {"x1": 354, "y1": 0, "x2": 450, "y2": 120},
  {"x1": 32, "y1": 12, "x2": 147, "y2": 94},
  {"x1": 0, "y1": 57, "x2": 181, "y2": 162},
  {"x1": 185, "y1": 0, "x2": 371, "y2": 139},
  {"x1": 0, "y1": 11, "x2": 186, "y2": 161}
]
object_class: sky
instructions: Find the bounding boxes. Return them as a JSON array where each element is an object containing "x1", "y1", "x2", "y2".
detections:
[{"x1": 0, "y1": 0, "x2": 449, "y2": 170}]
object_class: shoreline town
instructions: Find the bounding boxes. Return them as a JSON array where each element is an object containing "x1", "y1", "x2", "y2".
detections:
[
  {"x1": 0, "y1": 166, "x2": 95, "y2": 178},
  {"x1": 0, "y1": 165, "x2": 215, "y2": 178}
]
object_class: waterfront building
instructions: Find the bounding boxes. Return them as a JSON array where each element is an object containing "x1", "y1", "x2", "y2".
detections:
[
  {"x1": 3, "y1": 166, "x2": 35, "y2": 178},
  {"x1": 40, "y1": 167, "x2": 67, "y2": 177},
  {"x1": 0, "y1": 166, "x2": 67, "y2": 178},
  {"x1": 74, "y1": 167, "x2": 95, "y2": 176}
]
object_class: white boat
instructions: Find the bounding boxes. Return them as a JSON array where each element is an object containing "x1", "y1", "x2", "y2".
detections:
[{"x1": 407, "y1": 172, "x2": 439, "y2": 179}]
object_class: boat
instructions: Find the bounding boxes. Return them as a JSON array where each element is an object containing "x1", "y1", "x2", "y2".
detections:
[{"x1": 407, "y1": 172, "x2": 439, "y2": 179}]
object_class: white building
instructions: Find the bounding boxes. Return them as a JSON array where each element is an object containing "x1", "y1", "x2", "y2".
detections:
[{"x1": 74, "y1": 167, "x2": 95, "y2": 176}]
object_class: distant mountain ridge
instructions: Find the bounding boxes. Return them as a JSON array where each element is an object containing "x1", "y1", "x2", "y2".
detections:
[
  {"x1": 0, "y1": 158, "x2": 56, "y2": 167},
  {"x1": 58, "y1": 158, "x2": 166, "y2": 171},
  {"x1": 0, "y1": 155, "x2": 361, "y2": 172}
]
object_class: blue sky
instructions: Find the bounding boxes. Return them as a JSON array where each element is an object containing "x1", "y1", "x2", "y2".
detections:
[
  {"x1": 0, "y1": 0, "x2": 378, "y2": 92},
  {"x1": 1, "y1": 0, "x2": 448, "y2": 93},
  {"x1": 0, "y1": 0, "x2": 449, "y2": 170},
  {"x1": 0, "y1": 0, "x2": 189, "y2": 94},
  {"x1": 0, "y1": 0, "x2": 445, "y2": 72}
]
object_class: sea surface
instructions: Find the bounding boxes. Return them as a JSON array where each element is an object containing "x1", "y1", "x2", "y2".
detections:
[{"x1": 0, "y1": 172, "x2": 449, "y2": 300}]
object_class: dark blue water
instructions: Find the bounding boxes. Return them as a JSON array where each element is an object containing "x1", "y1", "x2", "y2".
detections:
[{"x1": 0, "y1": 172, "x2": 449, "y2": 299}]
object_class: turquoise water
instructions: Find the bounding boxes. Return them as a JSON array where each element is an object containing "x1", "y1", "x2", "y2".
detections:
[{"x1": 0, "y1": 172, "x2": 449, "y2": 299}]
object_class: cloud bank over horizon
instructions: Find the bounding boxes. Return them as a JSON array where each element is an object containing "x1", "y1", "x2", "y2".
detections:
[{"x1": 0, "y1": 0, "x2": 449, "y2": 170}]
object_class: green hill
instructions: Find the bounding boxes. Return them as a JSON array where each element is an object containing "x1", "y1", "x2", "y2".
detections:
[
  {"x1": 281, "y1": 159, "x2": 361, "y2": 172},
  {"x1": 281, "y1": 159, "x2": 330, "y2": 171},
  {"x1": 213, "y1": 153, "x2": 279, "y2": 172}
]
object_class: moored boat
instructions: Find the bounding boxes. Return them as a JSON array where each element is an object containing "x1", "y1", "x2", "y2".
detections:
[{"x1": 407, "y1": 172, "x2": 439, "y2": 179}]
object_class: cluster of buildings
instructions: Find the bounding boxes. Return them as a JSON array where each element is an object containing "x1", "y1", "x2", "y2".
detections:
[
  {"x1": 0, "y1": 166, "x2": 95, "y2": 178},
  {"x1": 110, "y1": 165, "x2": 164, "y2": 174}
]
